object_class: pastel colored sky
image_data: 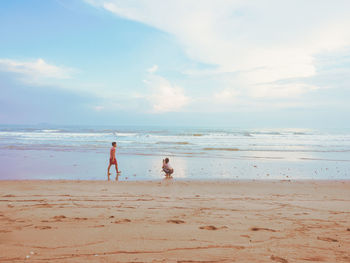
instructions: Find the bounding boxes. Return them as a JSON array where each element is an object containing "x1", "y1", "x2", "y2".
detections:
[{"x1": 1, "y1": 0, "x2": 350, "y2": 127}]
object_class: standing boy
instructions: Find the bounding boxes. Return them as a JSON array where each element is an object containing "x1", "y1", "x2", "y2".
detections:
[{"x1": 108, "y1": 142, "x2": 121, "y2": 180}]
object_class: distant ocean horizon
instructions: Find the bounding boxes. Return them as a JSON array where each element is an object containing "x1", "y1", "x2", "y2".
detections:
[{"x1": 0, "y1": 125, "x2": 349, "y2": 180}]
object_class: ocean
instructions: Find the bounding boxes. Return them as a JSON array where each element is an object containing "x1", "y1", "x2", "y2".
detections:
[{"x1": 0, "y1": 125, "x2": 349, "y2": 180}]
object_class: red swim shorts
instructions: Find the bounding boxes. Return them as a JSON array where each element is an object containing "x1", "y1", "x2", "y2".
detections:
[{"x1": 109, "y1": 158, "x2": 117, "y2": 165}]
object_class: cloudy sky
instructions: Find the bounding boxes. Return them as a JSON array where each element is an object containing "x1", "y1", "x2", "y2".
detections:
[{"x1": 1, "y1": 0, "x2": 350, "y2": 127}]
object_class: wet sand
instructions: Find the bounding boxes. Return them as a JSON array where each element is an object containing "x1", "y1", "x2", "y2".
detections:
[{"x1": 0, "y1": 180, "x2": 349, "y2": 262}]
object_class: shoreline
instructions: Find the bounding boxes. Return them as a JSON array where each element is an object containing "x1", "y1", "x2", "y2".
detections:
[
  {"x1": 1, "y1": 145, "x2": 349, "y2": 181},
  {"x1": 1, "y1": 178, "x2": 350, "y2": 182}
]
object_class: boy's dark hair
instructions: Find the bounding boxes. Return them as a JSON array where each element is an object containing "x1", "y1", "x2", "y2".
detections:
[
  {"x1": 112, "y1": 142, "x2": 116, "y2": 146},
  {"x1": 165, "y1": 158, "x2": 169, "y2": 163}
]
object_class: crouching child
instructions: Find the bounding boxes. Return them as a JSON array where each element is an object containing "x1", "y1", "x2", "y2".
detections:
[{"x1": 162, "y1": 158, "x2": 174, "y2": 178}]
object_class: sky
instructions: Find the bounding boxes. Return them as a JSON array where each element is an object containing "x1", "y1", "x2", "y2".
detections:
[{"x1": 0, "y1": 0, "x2": 350, "y2": 128}]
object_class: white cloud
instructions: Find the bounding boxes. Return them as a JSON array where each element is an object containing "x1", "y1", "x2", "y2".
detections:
[
  {"x1": 85, "y1": 0, "x2": 350, "y2": 100},
  {"x1": 143, "y1": 75, "x2": 189, "y2": 113},
  {"x1": 147, "y1": 64, "x2": 158, "y2": 73},
  {"x1": 214, "y1": 89, "x2": 239, "y2": 103},
  {"x1": 249, "y1": 83, "x2": 319, "y2": 99},
  {"x1": 0, "y1": 58, "x2": 73, "y2": 82}
]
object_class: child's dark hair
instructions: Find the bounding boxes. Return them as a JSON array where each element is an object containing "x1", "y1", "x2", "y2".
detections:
[
  {"x1": 165, "y1": 158, "x2": 169, "y2": 163},
  {"x1": 112, "y1": 142, "x2": 116, "y2": 146}
]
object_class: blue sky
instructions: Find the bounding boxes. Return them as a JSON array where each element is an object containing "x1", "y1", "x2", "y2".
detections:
[{"x1": 1, "y1": 0, "x2": 350, "y2": 127}]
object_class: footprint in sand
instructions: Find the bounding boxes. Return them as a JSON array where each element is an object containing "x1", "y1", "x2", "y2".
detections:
[
  {"x1": 113, "y1": 219, "x2": 131, "y2": 224},
  {"x1": 200, "y1": 225, "x2": 217, "y2": 230},
  {"x1": 250, "y1": 227, "x2": 276, "y2": 232},
  {"x1": 199, "y1": 225, "x2": 228, "y2": 230},
  {"x1": 300, "y1": 256, "x2": 325, "y2": 261},
  {"x1": 317, "y1": 236, "x2": 338, "y2": 242},
  {"x1": 35, "y1": 226, "x2": 52, "y2": 230},
  {"x1": 167, "y1": 219, "x2": 185, "y2": 224},
  {"x1": 52, "y1": 215, "x2": 66, "y2": 221},
  {"x1": 3, "y1": 194, "x2": 15, "y2": 197},
  {"x1": 270, "y1": 255, "x2": 288, "y2": 263}
]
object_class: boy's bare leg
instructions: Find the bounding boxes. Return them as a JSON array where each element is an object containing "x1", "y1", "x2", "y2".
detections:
[
  {"x1": 107, "y1": 164, "x2": 112, "y2": 180},
  {"x1": 115, "y1": 160, "x2": 121, "y2": 180},
  {"x1": 116, "y1": 160, "x2": 120, "y2": 173},
  {"x1": 165, "y1": 171, "x2": 173, "y2": 179}
]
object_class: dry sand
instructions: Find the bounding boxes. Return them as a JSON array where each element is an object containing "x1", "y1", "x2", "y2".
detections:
[{"x1": 0, "y1": 180, "x2": 349, "y2": 262}]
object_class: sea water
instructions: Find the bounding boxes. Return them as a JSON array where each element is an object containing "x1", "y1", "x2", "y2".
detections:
[{"x1": 0, "y1": 125, "x2": 349, "y2": 180}]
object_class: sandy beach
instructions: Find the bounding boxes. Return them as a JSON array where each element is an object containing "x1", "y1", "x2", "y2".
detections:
[{"x1": 0, "y1": 180, "x2": 349, "y2": 262}]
